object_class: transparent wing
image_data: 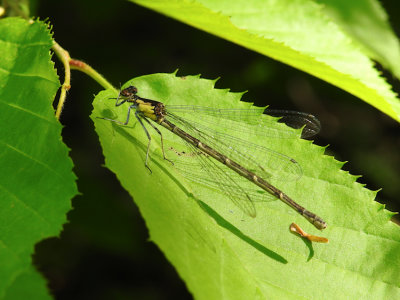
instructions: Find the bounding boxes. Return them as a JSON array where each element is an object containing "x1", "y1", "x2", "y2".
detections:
[
  {"x1": 166, "y1": 105, "x2": 320, "y2": 139},
  {"x1": 162, "y1": 106, "x2": 306, "y2": 217},
  {"x1": 167, "y1": 111, "x2": 302, "y2": 184},
  {"x1": 174, "y1": 142, "x2": 257, "y2": 217},
  {"x1": 168, "y1": 146, "x2": 274, "y2": 203}
]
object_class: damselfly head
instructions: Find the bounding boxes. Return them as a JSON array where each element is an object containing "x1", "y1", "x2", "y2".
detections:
[{"x1": 120, "y1": 86, "x2": 138, "y2": 98}]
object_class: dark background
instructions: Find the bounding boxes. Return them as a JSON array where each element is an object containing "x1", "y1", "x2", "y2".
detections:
[{"x1": 32, "y1": 1, "x2": 400, "y2": 299}]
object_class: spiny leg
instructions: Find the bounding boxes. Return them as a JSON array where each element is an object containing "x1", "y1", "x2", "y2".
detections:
[
  {"x1": 98, "y1": 104, "x2": 153, "y2": 173},
  {"x1": 142, "y1": 118, "x2": 174, "y2": 166},
  {"x1": 135, "y1": 111, "x2": 153, "y2": 173},
  {"x1": 114, "y1": 92, "x2": 127, "y2": 106},
  {"x1": 109, "y1": 88, "x2": 129, "y2": 106}
]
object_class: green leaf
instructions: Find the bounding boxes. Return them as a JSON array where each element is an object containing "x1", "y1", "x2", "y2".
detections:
[
  {"x1": 92, "y1": 73, "x2": 400, "y2": 299},
  {"x1": 0, "y1": 18, "x2": 77, "y2": 298},
  {"x1": 130, "y1": 0, "x2": 400, "y2": 122},
  {"x1": 316, "y1": 0, "x2": 400, "y2": 79}
]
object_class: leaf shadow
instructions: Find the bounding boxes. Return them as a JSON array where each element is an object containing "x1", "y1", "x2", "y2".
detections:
[
  {"x1": 290, "y1": 232, "x2": 314, "y2": 261},
  {"x1": 197, "y1": 200, "x2": 288, "y2": 264}
]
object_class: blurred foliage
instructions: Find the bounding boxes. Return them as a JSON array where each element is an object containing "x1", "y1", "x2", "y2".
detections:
[{"x1": 30, "y1": 0, "x2": 400, "y2": 299}]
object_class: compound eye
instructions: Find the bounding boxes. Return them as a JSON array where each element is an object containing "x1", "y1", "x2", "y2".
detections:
[
  {"x1": 121, "y1": 86, "x2": 138, "y2": 97},
  {"x1": 128, "y1": 86, "x2": 138, "y2": 94}
]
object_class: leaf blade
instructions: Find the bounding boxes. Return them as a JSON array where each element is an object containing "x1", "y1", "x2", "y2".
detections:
[
  {"x1": 131, "y1": 0, "x2": 400, "y2": 121},
  {"x1": 0, "y1": 18, "x2": 77, "y2": 298},
  {"x1": 93, "y1": 73, "x2": 400, "y2": 299}
]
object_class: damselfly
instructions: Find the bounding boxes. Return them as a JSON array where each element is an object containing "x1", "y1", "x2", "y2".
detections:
[{"x1": 99, "y1": 86, "x2": 327, "y2": 230}]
